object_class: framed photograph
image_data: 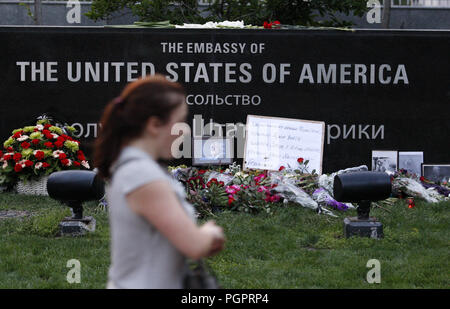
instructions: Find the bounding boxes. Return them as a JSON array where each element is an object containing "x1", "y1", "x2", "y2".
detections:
[
  {"x1": 422, "y1": 164, "x2": 450, "y2": 183},
  {"x1": 192, "y1": 136, "x2": 234, "y2": 166},
  {"x1": 398, "y1": 151, "x2": 424, "y2": 176},
  {"x1": 371, "y1": 150, "x2": 398, "y2": 174}
]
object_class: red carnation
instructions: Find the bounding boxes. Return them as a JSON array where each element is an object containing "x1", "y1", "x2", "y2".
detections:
[
  {"x1": 0, "y1": 150, "x2": 3, "y2": 158},
  {"x1": 42, "y1": 162, "x2": 50, "y2": 168},
  {"x1": 12, "y1": 131, "x2": 23, "y2": 139},
  {"x1": 44, "y1": 124, "x2": 52, "y2": 129},
  {"x1": 35, "y1": 151, "x2": 45, "y2": 161},
  {"x1": 73, "y1": 161, "x2": 81, "y2": 167},
  {"x1": 3, "y1": 154, "x2": 12, "y2": 161},
  {"x1": 6, "y1": 147, "x2": 13, "y2": 152},
  {"x1": 77, "y1": 150, "x2": 86, "y2": 161},
  {"x1": 21, "y1": 141, "x2": 31, "y2": 149},
  {"x1": 273, "y1": 20, "x2": 281, "y2": 25},
  {"x1": 24, "y1": 160, "x2": 33, "y2": 167},
  {"x1": 297, "y1": 157, "x2": 304, "y2": 164},
  {"x1": 279, "y1": 166, "x2": 285, "y2": 171},
  {"x1": 31, "y1": 139, "x2": 40, "y2": 145},
  {"x1": 59, "y1": 153, "x2": 67, "y2": 160},
  {"x1": 13, "y1": 153, "x2": 22, "y2": 162},
  {"x1": 61, "y1": 159, "x2": 69, "y2": 166},
  {"x1": 44, "y1": 142, "x2": 54, "y2": 148},
  {"x1": 55, "y1": 141, "x2": 64, "y2": 148},
  {"x1": 198, "y1": 169, "x2": 206, "y2": 175},
  {"x1": 14, "y1": 163, "x2": 22, "y2": 172}
]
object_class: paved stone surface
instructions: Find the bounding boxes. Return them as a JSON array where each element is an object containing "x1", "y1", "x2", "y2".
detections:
[{"x1": 0, "y1": 210, "x2": 32, "y2": 219}]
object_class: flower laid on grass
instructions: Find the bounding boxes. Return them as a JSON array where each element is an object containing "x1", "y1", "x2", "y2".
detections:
[
  {"x1": 166, "y1": 156, "x2": 449, "y2": 218},
  {"x1": 0, "y1": 118, "x2": 90, "y2": 188}
]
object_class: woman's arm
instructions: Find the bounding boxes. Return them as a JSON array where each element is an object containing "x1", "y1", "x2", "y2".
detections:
[{"x1": 126, "y1": 180, "x2": 225, "y2": 260}]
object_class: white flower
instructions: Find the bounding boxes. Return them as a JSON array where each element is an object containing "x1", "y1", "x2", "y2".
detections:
[
  {"x1": 35, "y1": 162, "x2": 43, "y2": 169},
  {"x1": 52, "y1": 150, "x2": 65, "y2": 158},
  {"x1": 2, "y1": 161, "x2": 8, "y2": 169},
  {"x1": 52, "y1": 133, "x2": 59, "y2": 139},
  {"x1": 36, "y1": 124, "x2": 44, "y2": 131},
  {"x1": 17, "y1": 135, "x2": 29, "y2": 142},
  {"x1": 81, "y1": 160, "x2": 90, "y2": 169},
  {"x1": 63, "y1": 159, "x2": 72, "y2": 167},
  {"x1": 218, "y1": 20, "x2": 245, "y2": 28}
]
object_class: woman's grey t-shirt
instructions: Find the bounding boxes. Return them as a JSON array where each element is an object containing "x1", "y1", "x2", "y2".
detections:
[{"x1": 106, "y1": 146, "x2": 196, "y2": 289}]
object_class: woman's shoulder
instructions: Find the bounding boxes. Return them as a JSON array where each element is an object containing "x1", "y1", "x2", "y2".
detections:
[{"x1": 111, "y1": 147, "x2": 170, "y2": 191}]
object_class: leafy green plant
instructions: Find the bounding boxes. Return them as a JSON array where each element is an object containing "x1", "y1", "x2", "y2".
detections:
[{"x1": 86, "y1": 0, "x2": 369, "y2": 27}]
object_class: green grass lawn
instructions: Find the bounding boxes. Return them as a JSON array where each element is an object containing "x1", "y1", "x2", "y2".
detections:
[{"x1": 0, "y1": 192, "x2": 448, "y2": 288}]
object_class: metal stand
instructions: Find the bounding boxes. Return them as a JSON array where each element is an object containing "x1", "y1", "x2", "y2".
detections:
[
  {"x1": 58, "y1": 202, "x2": 96, "y2": 236},
  {"x1": 344, "y1": 200, "x2": 383, "y2": 239}
]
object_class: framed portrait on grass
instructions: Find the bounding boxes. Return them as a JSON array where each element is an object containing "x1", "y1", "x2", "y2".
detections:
[
  {"x1": 398, "y1": 151, "x2": 424, "y2": 176},
  {"x1": 371, "y1": 150, "x2": 398, "y2": 174},
  {"x1": 422, "y1": 164, "x2": 450, "y2": 184}
]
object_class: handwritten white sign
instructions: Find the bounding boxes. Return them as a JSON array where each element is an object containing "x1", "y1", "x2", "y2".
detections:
[{"x1": 243, "y1": 115, "x2": 325, "y2": 174}]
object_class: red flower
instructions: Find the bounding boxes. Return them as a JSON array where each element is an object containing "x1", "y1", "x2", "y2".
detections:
[
  {"x1": 3, "y1": 154, "x2": 12, "y2": 161},
  {"x1": 297, "y1": 157, "x2": 304, "y2": 164},
  {"x1": 273, "y1": 20, "x2": 281, "y2": 25},
  {"x1": 198, "y1": 169, "x2": 206, "y2": 175},
  {"x1": 21, "y1": 142, "x2": 31, "y2": 149},
  {"x1": 44, "y1": 124, "x2": 52, "y2": 129},
  {"x1": 31, "y1": 139, "x2": 40, "y2": 145},
  {"x1": 77, "y1": 150, "x2": 86, "y2": 161},
  {"x1": 14, "y1": 163, "x2": 22, "y2": 172},
  {"x1": 42, "y1": 162, "x2": 50, "y2": 168},
  {"x1": 0, "y1": 150, "x2": 3, "y2": 158},
  {"x1": 35, "y1": 151, "x2": 45, "y2": 161},
  {"x1": 6, "y1": 147, "x2": 13, "y2": 152},
  {"x1": 263, "y1": 21, "x2": 272, "y2": 29},
  {"x1": 73, "y1": 161, "x2": 81, "y2": 167},
  {"x1": 44, "y1": 142, "x2": 54, "y2": 148},
  {"x1": 61, "y1": 159, "x2": 69, "y2": 166},
  {"x1": 420, "y1": 176, "x2": 425, "y2": 182},
  {"x1": 228, "y1": 196, "x2": 235, "y2": 205},
  {"x1": 55, "y1": 141, "x2": 64, "y2": 148},
  {"x1": 59, "y1": 153, "x2": 67, "y2": 160},
  {"x1": 12, "y1": 131, "x2": 23, "y2": 139},
  {"x1": 218, "y1": 181, "x2": 224, "y2": 187},
  {"x1": 13, "y1": 153, "x2": 22, "y2": 162},
  {"x1": 24, "y1": 160, "x2": 33, "y2": 167},
  {"x1": 279, "y1": 166, "x2": 285, "y2": 171},
  {"x1": 33, "y1": 128, "x2": 39, "y2": 132}
]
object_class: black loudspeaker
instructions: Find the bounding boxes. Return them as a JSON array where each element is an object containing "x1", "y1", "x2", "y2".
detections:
[
  {"x1": 47, "y1": 170, "x2": 105, "y2": 219},
  {"x1": 333, "y1": 172, "x2": 392, "y2": 203},
  {"x1": 333, "y1": 172, "x2": 392, "y2": 238}
]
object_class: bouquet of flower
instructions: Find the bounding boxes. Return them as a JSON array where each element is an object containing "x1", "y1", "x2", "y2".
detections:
[{"x1": 0, "y1": 117, "x2": 90, "y2": 188}]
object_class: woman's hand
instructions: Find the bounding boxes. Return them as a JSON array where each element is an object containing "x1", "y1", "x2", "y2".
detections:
[{"x1": 200, "y1": 220, "x2": 225, "y2": 257}]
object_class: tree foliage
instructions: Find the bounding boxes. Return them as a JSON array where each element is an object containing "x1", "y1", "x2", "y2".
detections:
[{"x1": 86, "y1": 0, "x2": 369, "y2": 27}]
